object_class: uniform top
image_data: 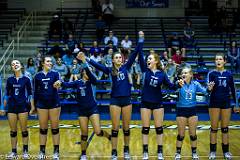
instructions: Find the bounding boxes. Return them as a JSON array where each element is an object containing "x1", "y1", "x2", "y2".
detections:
[
  {"x1": 6, "y1": 74, "x2": 32, "y2": 106},
  {"x1": 138, "y1": 51, "x2": 177, "y2": 104},
  {"x1": 88, "y1": 41, "x2": 144, "y2": 98},
  {"x1": 34, "y1": 70, "x2": 60, "y2": 103},
  {"x1": 177, "y1": 80, "x2": 208, "y2": 108},
  {"x1": 207, "y1": 70, "x2": 236, "y2": 104},
  {"x1": 61, "y1": 64, "x2": 97, "y2": 108}
]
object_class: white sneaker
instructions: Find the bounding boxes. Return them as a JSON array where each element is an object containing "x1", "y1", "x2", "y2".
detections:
[
  {"x1": 174, "y1": 153, "x2": 181, "y2": 160},
  {"x1": 142, "y1": 152, "x2": 148, "y2": 160},
  {"x1": 224, "y1": 152, "x2": 232, "y2": 160},
  {"x1": 158, "y1": 153, "x2": 164, "y2": 160},
  {"x1": 208, "y1": 152, "x2": 216, "y2": 160},
  {"x1": 111, "y1": 154, "x2": 118, "y2": 160},
  {"x1": 124, "y1": 151, "x2": 131, "y2": 160},
  {"x1": 53, "y1": 152, "x2": 60, "y2": 160},
  {"x1": 38, "y1": 151, "x2": 46, "y2": 160},
  {"x1": 80, "y1": 154, "x2": 87, "y2": 160},
  {"x1": 192, "y1": 153, "x2": 199, "y2": 160},
  {"x1": 22, "y1": 151, "x2": 30, "y2": 159},
  {"x1": 6, "y1": 152, "x2": 17, "y2": 159}
]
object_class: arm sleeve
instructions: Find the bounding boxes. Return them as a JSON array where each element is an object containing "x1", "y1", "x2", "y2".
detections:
[
  {"x1": 125, "y1": 42, "x2": 144, "y2": 69},
  {"x1": 83, "y1": 63, "x2": 97, "y2": 85},
  {"x1": 62, "y1": 81, "x2": 77, "y2": 88},
  {"x1": 195, "y1": 81, "x2": 208, "y2": 95},
  {"x1": 163, "y1": 72, "x2": 177, "y2": 90},
  {"x1": 5, "y1": 79, "x2": 10, "y2": 97},
  {"x1": 88, "y1": 59, "x2": 110, "y2": 75},
  {"x1": 26, "y1": 77, "x2": 33, "y2": 100},
  {"x1": 139, "y1": 51, "x2": 147, "y2": 72}
]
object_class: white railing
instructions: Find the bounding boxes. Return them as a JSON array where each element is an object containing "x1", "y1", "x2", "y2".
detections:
[
  {"x1": 0, "y1": 40, "x2": 15, "y2": 79},
  {"x1": 17, "y1": 10, "x2": 36, "y2": 52}
]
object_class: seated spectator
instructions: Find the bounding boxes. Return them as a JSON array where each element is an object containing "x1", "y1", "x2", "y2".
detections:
[
  {"x1": 25, "y1": 58, "x2": 37, "y2": 78},
  {"x1": 168, "y1": 32, "x2": 186, "y2": 57},
  {"x1": 34, "y1": 51, "x2": 43, "y2": 71},
  {"x1": 89, "y1": 41, "x2": 102, "y2": 56},
  {"x1": 121, "y1": 35, "x2": 132, "y2": 62},
  {"x1": 102, "y1": 0, "x2": 114, "y2": 27},
  {"x1": 172, "y1": 49, "x2": 183, "y2": 65},
  {"x1": 77, "y1": 42, "x2": 88, "y2": 56},
  {"x1": 65, "y1": 33, "x2": 77, "y2": 52},
  {"x1": 51, "y1": 51, "x2": 61, "y2": 65},
  {"x1": 63, "y1": 17, "x2": 73, "y2": 41},
  {"x1": 227, "y1": 40, "x2": 240, "y2": 73},
  {"x1": 129, "y1": 55, "x2": 141, "y2": 89},
  {"x1": 49, "y1": 14, "x2": 62, "y2": 40},
  {"x1": 104, "y1": 40, "x2": 117, "y2": 56},
  {"x1": 53, "y1": 57, "x2": 68, "y2": 80},
  {"x1": 104, "y1": 30, "x2": 118, "y2": 47},
  {"x1": 160, "y1": 50, "x2": 169, "y2": 67},
  {"x1": 62, "y1": 50, "x2": 74, "y2": 68},
  {"x1": 96, "y1": 15, "x2": 106, "y2": 43},
  {"x1": 90, "y1": 50, "x2": 103, "y2": 80},
  {"x1": 48, "y1": 43, "x2": 64, "y2": 57},
  {"x1": 102, "y1": 48, "x2": 113, "y2": 68},
  {"x1": 69, "y1": 58, "x2": 82, "y2": 82},
  {"x1": 165, "y1": 58, "x2": 177, "y2": 83},
  {"x1": 183, "y1": 19, "x2": 196, "y2": 49}
]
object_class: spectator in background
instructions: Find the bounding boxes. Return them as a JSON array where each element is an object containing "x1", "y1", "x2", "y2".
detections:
[
  {"x1": 160, "y1": 50, "x2": 169, "y2": 67},
  {"x1": 183, "y1": 19, "x2": 196, "y2": 49},
  {"x1": 77, "y1": 42, "x2": 88, "y2": 57},
  {"x1": 49, "y1": 14, "x2": 62, "y2": 40},
  {"x1": 96, "y1": 15, "x2": 106, "y2": 43},
  {"x1": 26, "y1": 58, "x2": 37, "y2": 78},
  {"x1": 165, "y1": 58, "x2": 177, "y2": 83},
  {"x1": 104, "y1": 40, "x2": 117, "y2": 56},
  {"x1": 172, "y1": 49, "x2": 183, "y2": 65},
  {"x1": 121, "y1": 35, "x2": 132, "y2": 62},
  {"x1": 227, "y1": 40, "x2": 240, "y2": 73},
  {"x1": 63, "y1": 17, "x2": 73, "y2": 41},
  {"x1": 104, "y1": 30, "x2": 118, "y2": 47},
  {"x1": 51, "y1": 51, "x2": 61, "y2": 66},
  {"x1": 102, "y1": 0, "x2": 114, "y2": 28},
  {"x1": 90, "y1": 50, "x2": 103, "y2": 80},
  {"x1": 69, "y1": 59, "x2": 82, "y2": 82},
  {"x1": 48, "y1": 44, "x2": 64, "y2": 57},
  {"x1": 65, "y1": 33, "x2": 77, "y2": 52},
  {"x1": 168, "y1": 32, "x2": 186, "y2": 57},
  {"x1": 35, "y1": 51, "x2": 43, "y2": 71},
  {"x1": 62, "y1": 50, "x2": 74, "y2": 68},
  {"x1": 53, "y1": 58, "x2": 68, "y2": 80},
  {"x1": 90, "y1": 41, "x2": 102, "y2": 56}
]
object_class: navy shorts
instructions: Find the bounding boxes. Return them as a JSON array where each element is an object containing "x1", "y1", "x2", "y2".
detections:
[
  {"x1": 141, "y1": 101, "x2": 163, "y2": 110},
  {"x1": 36, "y1": 100, "x2": 60, "y2": 109},
  {"x1": 209, "y1": 100, "x2": 231, "y2": 109},
  {"x1": 7, "y1": 103, "x2": 29, "y2": 114},
  {"x1": 78, "y1": 105, "x2": 99, "y2": 117},
  {"x1": 176, "y1": 107, "x2": 197, "y2": 118},
  {"x1": 110, "y1": 96, "x2": 131, "y2": 107}
]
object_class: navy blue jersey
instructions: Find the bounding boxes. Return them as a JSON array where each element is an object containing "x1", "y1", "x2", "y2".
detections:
[
  {"x1": 6, "y1": 75, "x2": 32, "y2": 107},
  {"x1": 88, "y1": 42, "x2": 143, "y2": 98},
  {"x1": 139, "y1": 51, "x2": 176, "y2": 103},
  {"x1": 34, "y1": 70, "x2": 60, "y2": 105},
  {"x1": 61, "y1": 66, "x2": 97, "y2": 108},
  {"x1": 207, "y1": 70, "x2": 236, "y2": 104}
]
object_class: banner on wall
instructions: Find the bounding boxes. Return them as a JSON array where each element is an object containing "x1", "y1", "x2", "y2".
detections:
[{"x1": 126, "y1": 0, "x2": 169, "y2": 8}]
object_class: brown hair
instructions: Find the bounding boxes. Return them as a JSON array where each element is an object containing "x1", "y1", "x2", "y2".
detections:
[
  {"x1": 215, "y1": 52, "x2": 227, "y2": 61},
  {"x1": 111, "y1": 52, "x2": 121, "y2": 76},
  {"x1": 149, "y1": 53, "x2": 163, "y2": 70}
]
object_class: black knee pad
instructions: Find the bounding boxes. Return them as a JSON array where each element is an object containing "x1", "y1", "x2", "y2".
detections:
[
  {"x1": 123, "y1": 129, "x2": 130, "y2": 136},
  {"x1": 210, "y1": 128, "x2": 218, "y2": 133},
  {"x1": 155, "y1": 126, "x2": 163, "y2": 135},
  {"x1": 111, "y1": 130, "x2": 119, "y2": 137},
  {"x1": 221, "y1": 127, "x2": 229, "y2": 133},
  {"x1": 190, "y1": 135, "x2": 197, "y2": 141},
  {"x1": 142, "y1": 127, "x2": 150, "y2": 135},
  {"x1": 40, "y1": 128, "x2": 48, "y2": 135},
  {"x1": 177, "y1": 135, "x2": 184, "y2": 141},
  {"x1": 51, "y1": 128, "x2": 59, "y2": 135},
  {"x1": 22, "y1": 131, "x2": 29, "y2": 137},
  {"x1": 81, "y1": 135, "x2": 88, "y2": 141},
  {"x1": 96, "y1": 130, "x2": 104, "y2": 136},
  {"x1": 10, "y1": 131, "x2": 17, "y2": 138}
]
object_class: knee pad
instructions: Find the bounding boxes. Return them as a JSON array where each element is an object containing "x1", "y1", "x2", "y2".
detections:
[
  {"x1": 155, "y1": 126, "x2": 163, "y2": 135},
  {"x1": 142, "y1": 127, "x2": 150, "y2": 135},
  {"x1": 111, "y1": 130, "x2": 119, "y2": 137},
  {"x1": 81, "y1": 135, "x2": 88, "y2": 141},
  {"x1": 40, "y1": 128, "x2": 48, "y2": 135},
  {"x1": 22, "y1": 131, "x2": 29, "y2": 137},
  {"x1": 190, "y1": 135, "x2": 197, "y2": 141},
  {"x1": 96, "y1": 130, "x2": 104, "y2": 136},
  {"x1": 221, "y1": 127, "x2": 229, "y2": 133},
  {"x1": 210, "y1": 128, "x2": 218, "y2": 133},
  {"x1": 51, "y1": 128, "x2": 59, "y2": 135},
  {"x1": 10, "y1": 131, "x2": 17, "y2": 138},
  {"x1": 177, "y1": 135, "x2": 184, "y2": 141},
  {"x1": 123, "y1": 129, "x2": 130, "y2": 136}
]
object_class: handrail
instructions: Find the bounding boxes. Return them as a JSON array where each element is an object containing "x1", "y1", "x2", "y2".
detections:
[
  {"x1": 0, "y1": 39, "x2": 15, "y2": 79},
  {"x1": 17, "y1": 10, "x2": 36, "y2": 52}
]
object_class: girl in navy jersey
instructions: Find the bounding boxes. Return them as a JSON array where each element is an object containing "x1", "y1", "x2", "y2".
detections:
[
  {"x1": 0, "y1": 59, "x2": 34, "y2": 159},
  {"x1": 34, "y1": 56, "x2": 61, "y2": 160},
  {"x1": 55, "y1": 53, "x2": 111, "y2": 160},
  {"x1": 78, "y1": 32, "x2": 144, "y2": 160},
  {"x1": 208, "y1": 53, "x2": 238, "y2": 160},
  {"x1": 138, "y1": 41, "x2": 178, "y2": 160}
]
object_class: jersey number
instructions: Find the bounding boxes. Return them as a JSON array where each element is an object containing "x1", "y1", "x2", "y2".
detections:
[
  {"x1": 218, "y1": 79, "x2": 227, "y2": 87},
  {"x1": 14, "y1": 88, "x2": 19, "y2": 96},
  {"x1": 149, "y1": 79, "x2": 158, "y2": 87},
  {"x1": 117, "y1": 73, "x2": 125, "y2": 81},
  {"x1": 43, "y1": 82, "x2": 48, "y2": 89}
]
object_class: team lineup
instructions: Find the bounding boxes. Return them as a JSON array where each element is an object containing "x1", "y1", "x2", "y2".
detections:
[{"x1": 0, "y1": 31, "x2": 239, "y2": 160}]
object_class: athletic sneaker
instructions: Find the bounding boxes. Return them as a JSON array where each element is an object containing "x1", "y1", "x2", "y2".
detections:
[
  {"x1": 80, "y1": 154, "x2": 87, "y2": 160},
  {"x1": 208, "y1": 152, "x2": 216, "y2": 160},
  {"x1": 142, "y1": 152, "x2": 149, "y2": 160},
  {"x1": 192, "y1": 153, "x2": 199, "y2": 160},
  {"x1": 224, "y1": 152, "x2": 232, "y2": 160},
  {"x1": 6, "y1": 152, "x2": 17, "y2": 159},
  {"x1": 174, "y1": 153, "x2": 181, "y2": 160},
  {"x1": 124, "y1": 151, "x2": 131, "y2": 160},
  {"x1": 22, "y1": 151, "x2": 30, "y2": 159},
  {"x1": 53, "y1": 152, "x2": 60, "y2": 160},
  {"x1": 111, "y1": 154, "x2": 118, "y2": 160},
  {"x1": 38, "y1": 151, "x2": 45, "y2": 160},
  {"x1": 157, "y1": 153, "x2": 164, "y2": 160}
]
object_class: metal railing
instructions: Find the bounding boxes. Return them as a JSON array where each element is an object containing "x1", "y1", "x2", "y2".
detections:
[
  {"x1": 17, "y1": 10, "x2": 36, "y2": 52},
  {"x1": 0, "y1": 39, "x2": 15, "y2": 79}
]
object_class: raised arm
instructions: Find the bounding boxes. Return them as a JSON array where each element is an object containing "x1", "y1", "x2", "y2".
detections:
[
  {"x1": 163, "y1": 72, "x2": 177, "y2": 90},
  {"x1": 138, "y1": 51, "x2": 147, "y2": 72},
  {"x1": 82, "y1": 62, "x2": 97, "y2": 85}
]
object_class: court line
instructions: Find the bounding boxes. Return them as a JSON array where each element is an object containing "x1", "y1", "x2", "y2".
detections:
[{"x1": 87, "y1": 131, "x2": 95, "y2": 148}]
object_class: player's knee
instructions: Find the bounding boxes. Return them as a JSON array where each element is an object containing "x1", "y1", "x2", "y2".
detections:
[
  {"x1": 210, "y1": 127, "x2": 218, "y2": 133},
  {"x1": 40, "y1": 128, "x2": 48, "y2": 135},
  {"x1": 10, "y1": 131, "x2": 17, "y2": 137},
  {"x1": 123, "y1": 129, "x2": 130, "y2": 136},
  {"x1": 51, "y1": 128, "x2": 59, "y2": 135},
  {"x1": 190, "y1": 135, "x2": 197, "y2": 141},
  {"x1": 155, "y1": 126, "x2": 163, "y2": 135},
  {"x1": 96, "y1": 130, "x2": 104, "y2": 137},
  {"x1": 81, "y1": 135, "x2": 88, "y2": 141},
  {"x1": 111, "y1": 130, "x2": 119, "y2": 137},
  {"x1": 221, "y1": 127, "x2": 228, "y2": 133},
  {"x1": 177, "y1": 135, "x2": 184, "y2": 141},
  {"x1": 22, "y1": 131, "x2": 29, "y2": 137},
  {"x1": 142, "y1": 127, "x2": 150, "y2": 135}
]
